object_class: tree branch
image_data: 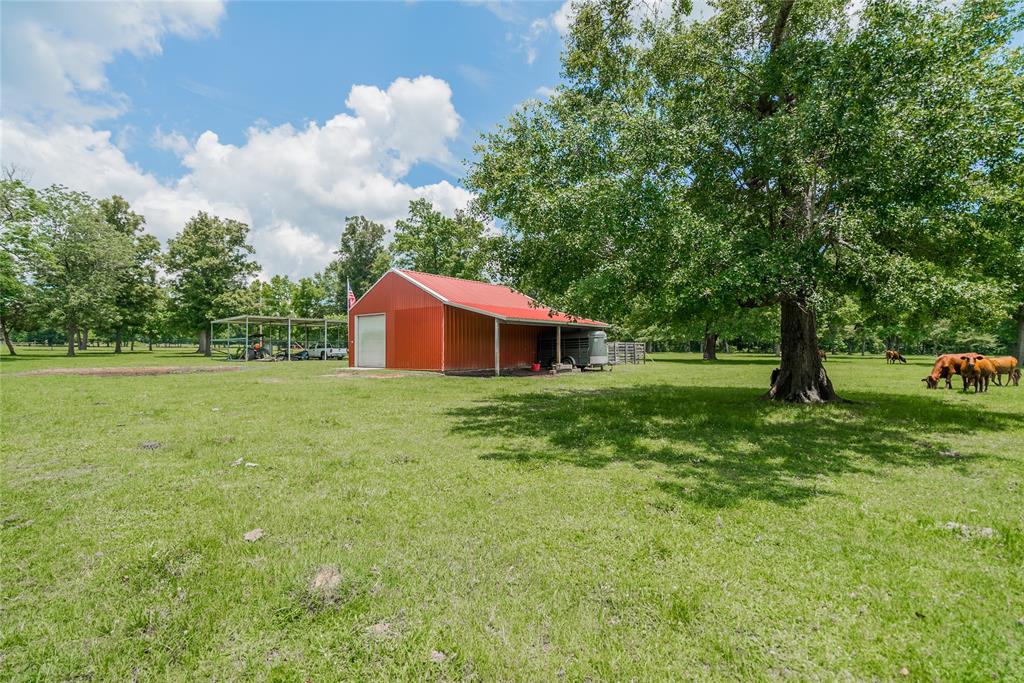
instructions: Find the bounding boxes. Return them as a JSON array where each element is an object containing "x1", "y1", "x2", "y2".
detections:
[{"x1": 770, "y1": 0, "x2": 795, "y2": 55}]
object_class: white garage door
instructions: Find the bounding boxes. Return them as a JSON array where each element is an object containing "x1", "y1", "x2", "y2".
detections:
[{"x1": 356, "y1": 314, "x2": 386, "y2": 368}]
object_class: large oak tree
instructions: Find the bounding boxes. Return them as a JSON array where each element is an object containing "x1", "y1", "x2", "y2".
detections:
[
  {"x1": 27, "y1": 187, "x2": 132, "y2": 356},
  {"x1": 324, "y1": 215, "x2": 390, "y2": 306},
  {"x1": 390, "y1": 199, "x2": 494, "y2": 281},
  {"x1": 165, "y1": 212, "x2": 258, "y2": 355},
  {"x1": 0, "y1": 177, "x2": 43, "y2": 355},
  {"x1": 469, "y1": 0, "x2": 1023, "y2": 401},
  {"x1": 99, "y1": 195, "x2": 161, "y2": 354}
]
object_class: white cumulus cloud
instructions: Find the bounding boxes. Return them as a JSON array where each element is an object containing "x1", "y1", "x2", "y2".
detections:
[
  {"x1": 1, "y1": 1, "x2": 226, "y2": 122},
  {"x1": 1, "y1": 76, "x2": 474, "y2": 278}
]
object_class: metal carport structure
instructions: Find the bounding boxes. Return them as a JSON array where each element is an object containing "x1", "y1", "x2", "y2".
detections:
[{"x1": 210, "y1": 315, "x2": 346, "y2": 361}]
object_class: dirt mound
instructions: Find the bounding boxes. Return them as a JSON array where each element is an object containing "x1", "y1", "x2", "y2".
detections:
[{"x1": 13, "y1": 365, "x2": 243, "y2": 377}]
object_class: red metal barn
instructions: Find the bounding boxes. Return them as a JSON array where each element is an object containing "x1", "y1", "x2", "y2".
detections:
[{"x1": 347, "y1": 269, "x2": 608, "y2": 374}]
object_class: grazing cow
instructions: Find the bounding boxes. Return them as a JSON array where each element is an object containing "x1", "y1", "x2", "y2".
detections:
[
  {"x1": 959, "y1": 355, "x2": 997, "y2": 393},
  {"x1": 886, "y1": 349, "x2": 907, "y2": 364},
  {"x1": 988, "y1": 356, "x2": 1020, "y2": 386},
  {"x1": 922, "y1": 352, "x2": 982, "y2": 389}
]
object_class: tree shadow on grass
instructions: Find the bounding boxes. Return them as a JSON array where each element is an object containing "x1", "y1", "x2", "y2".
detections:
[{"x1": 448, "y1": 384, "x2": 1015, "y2": 509}]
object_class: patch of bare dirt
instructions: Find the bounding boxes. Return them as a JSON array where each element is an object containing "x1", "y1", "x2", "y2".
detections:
[
  {"x1": 325, "y1": 371, "x2": 419, "y2": 379},
  {"x1": 243, "y1": 528, "x2": 264, "y2": 542},
  {"x1": 366, "y1": 621, "x2": 395, "y2": 638},
  {"x1": 941, "y1": 521, "x2": 996, "y2": 539},
  {"x1": 309, "y1": 565, "x2": 342, "y2": 595},
  {"x1": 13, "y1": 365, "x2": 244, "y2": 377},
  {"x1": 297, "y1": 564, "x2": 355, "y2": 613}
]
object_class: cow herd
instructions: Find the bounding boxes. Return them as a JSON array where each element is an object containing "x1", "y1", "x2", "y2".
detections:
[{"x1": 920, "y1": 353, "x2": 1021, "y2": 393}]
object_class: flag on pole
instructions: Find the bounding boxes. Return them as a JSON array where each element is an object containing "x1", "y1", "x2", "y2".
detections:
[{"x1": 347, "y1": 279, "x2": 356, "y2": 311}]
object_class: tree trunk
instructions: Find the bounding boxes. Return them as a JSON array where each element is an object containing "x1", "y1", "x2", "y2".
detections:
[
  {"x1": 114, "y1": 328, "x2": 123, "y2": 354},
  {"x1": 703, "y1": 332, "x2": 719, "y2": 361},
  {"x1": 0, "y1": 315, "x2": 16, "y2": 355},
  {"x1": 78, "y1": 328, "x2": 88, "y2": 351},
  {"x1": 765, "y1": 298, "x2": 839, "y2": 403},
  {"x1": 723, "y1": 339, "x2": 730, "y2": 353},
  {"x1": 198, "y1": 328, "x2": 211, "y2": 356},
  {"x1": 67, "y1": 325, "x2": 77, "y2": 357},
  {"x1": 1015, "y1": 307, "x2": 1024, "y2": 365},
  {"x1": 148, "y1": 338, "x2": 153, "y2": 351}
]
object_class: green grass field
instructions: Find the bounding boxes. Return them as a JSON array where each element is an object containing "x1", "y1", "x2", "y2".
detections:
[{"x1": 2, "y1": 348, "x2": 1022, "y2": 680}]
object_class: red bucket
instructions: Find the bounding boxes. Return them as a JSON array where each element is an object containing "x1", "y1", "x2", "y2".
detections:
[{"x1": 531, "y1": 362, "x2": 541, "y2": 372}]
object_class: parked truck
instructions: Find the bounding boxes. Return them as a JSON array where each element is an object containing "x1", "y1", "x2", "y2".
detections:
[{"x1": 309, "y1": 342, "x2": 347, "y2": 360}]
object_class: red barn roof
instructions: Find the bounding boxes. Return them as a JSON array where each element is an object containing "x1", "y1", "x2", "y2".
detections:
[{"x1": 392, "y1": 269, "x2": 608, "y2": 328}]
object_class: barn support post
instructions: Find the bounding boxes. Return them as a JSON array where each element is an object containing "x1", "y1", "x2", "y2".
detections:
[
  {"x1": 556, "y1": 325, "x2": 562, "y2": 367},
  {"x1": 287, "y1": 318, "x2": 292, "y2": 361},
  {"x1": 323, "y1": 320, "x2": 327, "y2": 358},
  {"x1": 244, "y1": 319, "x2": 249, "y2": 362},
  {"x1": 494, "y1": 318, "x2": 501, "y2": 377}
]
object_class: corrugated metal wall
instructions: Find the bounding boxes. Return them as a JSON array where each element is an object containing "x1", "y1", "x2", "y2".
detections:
[
  {"x1": 348, "y1": 272, "x2": 444, "y2": 370},
  {"x1": 443, "y1": 305, "x2": 491, "y2": 370},
  {"x1": 444, "y1": 306, "x2": 540, "y2": 371},
  {"x1": 500, "y1": 322, "x2": 542, "y2": 369}
]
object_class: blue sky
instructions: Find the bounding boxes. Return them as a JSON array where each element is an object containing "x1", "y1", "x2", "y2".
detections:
[
  {"x1": 2, "y1": 1, "x2": 1018, "y2": 278},
  {"x1": 106, "y1": 1, "x2": 565, "y2": 186}
]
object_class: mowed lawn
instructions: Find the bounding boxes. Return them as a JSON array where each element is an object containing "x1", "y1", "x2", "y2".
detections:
[{"x1": 2, "y1": 349, "x2": 1022, "y2": 681}]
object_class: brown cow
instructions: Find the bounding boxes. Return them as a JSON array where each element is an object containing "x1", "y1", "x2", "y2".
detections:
[
  {"x1": 922, "y1": 352, "x2": 982, "y2": 389},
  {"x1": 886, "y1": 349, "x2": 907, "y2": 364},
  {"x1": 818, "y1": 349, "x2": 828, "y2": 362},
  {"x1": 959, "y1": 355, "x2": 997, "y2": 393},
  {"x1": 988, "y1": 356, "x2": 1020, "y2": 387}
]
